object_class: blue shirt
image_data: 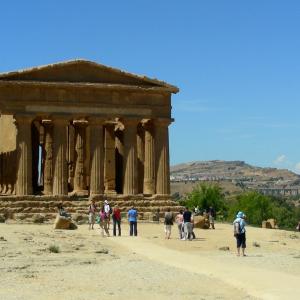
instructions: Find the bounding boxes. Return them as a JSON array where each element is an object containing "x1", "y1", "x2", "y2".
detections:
[{"x1": 128, "y1": 209, "x2": 137, "y2": 222}]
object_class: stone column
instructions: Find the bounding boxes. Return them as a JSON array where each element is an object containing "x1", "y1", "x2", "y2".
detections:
[
  {"x1": 143, "y1": 120, "x2": 155, "y2": 195},
  {"x1": 89, "y1": 118, "x2": 104, "y2": 198},
  {"x1": 122, "y1": 119, "x2": 139, "y2": 195},
  {"x1": 15, "y1": 115, "x2": 33, "y2": 195},
  {"x1": 67, "y1": 124, "x2": 75, "y2": 191},
  {"x1": 137, "y1": 124, "x2": 145, "y2": 194},
  {"x1": 52, "y1": 117, "x2": 68, "y2": 196},
  {"x1": 0, "y1": 153, "x2": 2, "y2": 194},
  {"x1": 155, "y1": 119, "x2": 171, "y2": 195},
  {"x1": 104, "y1": 123, "x2": 116, "y2": 194},
  {"x1": 73, "y1": 120, "x2": 88, "y2": 194},
  {"x1": 42, "y1": 120, "x2": 53, "y2": 195},
  {"x1": 115, "y1": 129, "x2": 124, "y2": 194}
]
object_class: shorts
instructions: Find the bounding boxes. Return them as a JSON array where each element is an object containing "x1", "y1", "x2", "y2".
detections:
[
  {"x1": 164, "y1": 225, "x2": 172, "y2": 233},
  {"x1": 89, "y1": 213, "x2": 95, "y2": 224},
  {"x1": 209, "y1": 215, "x2": 214, "y2": 224},
  {"x1": 236, "y1": 232, "x2": 246, "y2": 248}
]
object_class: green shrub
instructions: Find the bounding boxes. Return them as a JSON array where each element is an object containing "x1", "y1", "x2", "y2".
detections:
[
  {"x1": 48, "y1": 245, "x2": 60, "y2": 253},
  {"x1": 183, "y1": 183, "x2": 228, "y2": 217}
]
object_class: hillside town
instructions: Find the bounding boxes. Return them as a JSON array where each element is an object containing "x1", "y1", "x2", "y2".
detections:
[{"x1": 170, "y1": 160, "x2": 300, "y2": 198}]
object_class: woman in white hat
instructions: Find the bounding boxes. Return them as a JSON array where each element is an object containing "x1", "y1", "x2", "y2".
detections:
[{"x1": 233, "y1": 211, "x2": 247, "y2": 256}]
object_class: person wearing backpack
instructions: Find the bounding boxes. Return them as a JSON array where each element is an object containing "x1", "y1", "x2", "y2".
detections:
[
  {"x1": 233, "y1": 211, "x2": 247, "y2": 256},
  {"x1": 164, "y1": 208, "x2": 173, "y2": 239}
]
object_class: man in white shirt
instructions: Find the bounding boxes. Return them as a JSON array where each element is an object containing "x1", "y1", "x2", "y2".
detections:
[{"x1": 104, "y1": 200, "x2": 111, "y2": 229}]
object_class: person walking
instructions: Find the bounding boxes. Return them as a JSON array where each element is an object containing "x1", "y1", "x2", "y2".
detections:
[
  {"x1": 182, "y1": 207, "x2": 193, "y2": 241},
  {"x1": 175, "y1": 210, "x2": 184, "y2": 239},
  {"x1": 88, "y1": 199, "x2": 97, "y2": 230},
  {"x1": 233, "y1": 211, "x2": 247, "y2": 256},
  {"x1": 112, "y1": 205, "x2": 121, "y2": 236},
  {"x1": 164, "y1": 208, "x2": 173, "y2": 239},
  {"x1": 128, "y1": 206, "x2": 138, "y2": 236},
  {"x1": 99, "y1": 206, "x2": 110, "y2": 237},
  {"x1": 208, "y1": 206, "x2": 216, "y2": 229}
]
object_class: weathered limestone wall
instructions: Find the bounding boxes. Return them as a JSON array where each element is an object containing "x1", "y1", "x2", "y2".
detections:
[{"x1": 0, "y1": 115, "x2": 16, "y2": 153}]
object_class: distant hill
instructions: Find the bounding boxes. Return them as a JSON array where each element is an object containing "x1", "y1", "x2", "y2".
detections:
[{"x1": 170, "y1": 160, "x2": 300, "y2": 194}]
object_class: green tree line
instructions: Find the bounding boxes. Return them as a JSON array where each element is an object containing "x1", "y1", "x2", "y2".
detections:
[{"x1": 180, "y1": 183, "x2": 300, "y2": 229}]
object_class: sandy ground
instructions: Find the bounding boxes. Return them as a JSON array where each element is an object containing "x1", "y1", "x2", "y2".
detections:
[{"x1": 0, "y1": 222, "x2": 299, "y2": 300}]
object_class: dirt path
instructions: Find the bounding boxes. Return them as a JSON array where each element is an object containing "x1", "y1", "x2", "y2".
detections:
[
  {"x1": 109, "y1": 225, "x2": 300, "y2": 300},
  {"x1": 0, "y1": 223, "x2": 299, "y2": 300}
]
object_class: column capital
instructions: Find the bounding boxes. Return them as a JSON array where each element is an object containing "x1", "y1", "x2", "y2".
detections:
[
  {"x1": 153, "y1": 118, "x2": 173, "y2": 127},
  {"x1": 41, "y1": 119, "x2": 53, "y2": 126},
  {"x1": 73, "y1": 119, "x2": 88, "y2": 127},
  {"x1": 141, "y1": 118, "x2": 154, "y2": 130}
]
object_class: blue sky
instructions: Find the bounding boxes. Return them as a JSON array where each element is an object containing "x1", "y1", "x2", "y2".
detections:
[{"x1": 1, "y1": 1, "x2": 300, "y2": 172}]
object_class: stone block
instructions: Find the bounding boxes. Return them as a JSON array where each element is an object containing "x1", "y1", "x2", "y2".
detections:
[
  {"x1": 193, "y1": 215, "x2": 210, "y2": 229},
  {"x1": 53, "y1": 215, "x2": 77, "y2": 230}
]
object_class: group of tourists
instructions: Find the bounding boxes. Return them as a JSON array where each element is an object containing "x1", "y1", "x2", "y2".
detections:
[
  {"x1": 168, "y1": 206, "x2": 215, "y2": 241},
  {"x1": 57, "y1": 200, "x2": 300, "y2": 258},
  {"x1": 88, "y1": 199, "x2": 138, "y2": 237},
  {"x1": 59, "y1": 200, "x2": 246, "y2": 256}
]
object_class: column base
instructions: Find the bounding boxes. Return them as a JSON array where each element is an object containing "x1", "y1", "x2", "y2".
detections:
[
  {"x1": 89, "y1": 194, "x2": 104, "y2": 200},
  {"x1": 104, "y1": 190, "x2": 117, "y2": 195}
]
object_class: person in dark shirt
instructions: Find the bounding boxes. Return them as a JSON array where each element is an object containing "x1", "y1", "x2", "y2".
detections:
[
  {"x1": 208, "y1": 206, "x2": 216, "y2": 229},
  {"x1": 57, "y1": 203, "x2": 70, "y2": 219},
  {"x1": 182, "y1": 207, "x2": 193, "y2": 241}
]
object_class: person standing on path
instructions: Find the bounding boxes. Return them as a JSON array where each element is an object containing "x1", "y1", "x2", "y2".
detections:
[
  {"x1": 128, "y1": 206, "x2": 138, "y2": 236},
  {"x1": 233, "y1": 211, "x2": 247, "y2": 256},
  {"x1": 99, "y1": 206, "x2": 110, "y2": 237},
  {"x1": 104, "y1": 200, "x2": 111, "y2": 229},
  {"x1": 208, "y1": 206, "x2": 216, "y2": 229},
  {"x1": 164, "y1": 208, "x2": 173, "y2": 239},
  {"x1": 112, "y1": 205, "x2": 121, "y2": 236},
  {"x1": 175, "y1": 210, "x2": 184, "y2": 239},
  {"x1": 182, "y1": 207, "x2": 193, "y2": 241},
  {"x1": 88, "y1": 199, "x2": 97, "y2": 230}
]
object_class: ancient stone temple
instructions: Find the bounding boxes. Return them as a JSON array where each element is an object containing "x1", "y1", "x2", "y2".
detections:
[{"x1": 0, "y1": 60, "x2": 181, "y2": 221}]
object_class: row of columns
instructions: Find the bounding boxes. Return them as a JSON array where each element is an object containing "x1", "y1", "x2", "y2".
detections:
[{"x1": 14, "y1": 115, "x2": 171, "y2": 197}]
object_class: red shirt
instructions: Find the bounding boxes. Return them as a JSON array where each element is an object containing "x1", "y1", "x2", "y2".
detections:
[{"x1": 113, "y1": 208, "x2": 121, "y2": 221}]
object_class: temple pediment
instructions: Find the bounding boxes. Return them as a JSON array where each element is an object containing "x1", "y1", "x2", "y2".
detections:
[{"x1": 0, "y1": 59, "x2": 178, "y2": 93}]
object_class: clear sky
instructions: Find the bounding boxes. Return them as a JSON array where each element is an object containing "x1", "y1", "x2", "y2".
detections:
[{"x1": 1, "y1": 1, "x2": 300, "y2": 172}]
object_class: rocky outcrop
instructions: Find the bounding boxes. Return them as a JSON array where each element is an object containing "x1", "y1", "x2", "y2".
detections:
[
  {"x1": 262, "y1": 218, "x2": 278, "y2": 229},
  {"x1": 53, "y1": 215, "x2": 77, "y2": 230},
  {"x1": 193, "y1": 215, "x2": 210, "y2": 229}
]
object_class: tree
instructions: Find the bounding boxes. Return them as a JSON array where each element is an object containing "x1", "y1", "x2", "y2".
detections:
[
  {"x1": 184, "y1": 183, "x2": 227, "y2": 216},
  {"x1": 229, "y1": 191, "x2": 272, "y2": 225}
]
